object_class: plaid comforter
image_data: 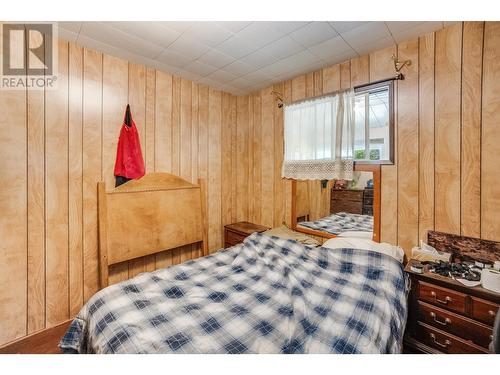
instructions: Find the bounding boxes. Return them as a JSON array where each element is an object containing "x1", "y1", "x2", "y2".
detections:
[
  {"x1": 299, "y1": 212, "x2": 374, "y2": 235},
  {"x1": 60, "y1": 233, "x2": 407, "y2": 354}
]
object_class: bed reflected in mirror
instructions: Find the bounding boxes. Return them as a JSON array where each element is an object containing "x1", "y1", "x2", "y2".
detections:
[{"x1": 291, "y1": 164, "x2": 380, "y2": 242}]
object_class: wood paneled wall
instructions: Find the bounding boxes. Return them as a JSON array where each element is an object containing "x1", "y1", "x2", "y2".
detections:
[
  {"x1": 234, "y1": 21, "x2": 500, "y2": 256},
  {"x1": 0, "y1": 35, "x2": 237, "y2": 345},
  {"x1": 2, "y1": 21, "x2": 500, "y2": 347}
]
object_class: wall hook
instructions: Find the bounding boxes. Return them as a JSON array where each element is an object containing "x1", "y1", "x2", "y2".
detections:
[
  {"x1": 392, "y1": 54, "x2": 411, "y2": 80},
  {"x1": 271, "y1": 90, "x2": 284, "y2": 108}
]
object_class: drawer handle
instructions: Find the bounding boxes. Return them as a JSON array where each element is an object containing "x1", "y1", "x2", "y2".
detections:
[
  {"x1": 430, "y1": 333, "x2": 451, "y2": 349},
  {"x1": 430, "y1": 312, "x2": 451, "y2": 326},
  {"x1": 488, "y1": 310, "x2": 496, "y2": 317},
  {"x1": 430, "y1": 291, "x2": 452, "y2": 304}
]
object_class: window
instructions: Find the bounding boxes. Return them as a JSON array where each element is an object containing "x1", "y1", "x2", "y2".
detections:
[
  {"x1": 282, "y1": 90, "x2": 355, "y2": 180},
  {"x1": 353, "y1": 80, "x2": 394, "y2": 164}
]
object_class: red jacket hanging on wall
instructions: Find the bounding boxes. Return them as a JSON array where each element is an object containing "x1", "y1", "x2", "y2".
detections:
[{"x1": 114, "y1": 104, "x2": 145, "y2": 187}]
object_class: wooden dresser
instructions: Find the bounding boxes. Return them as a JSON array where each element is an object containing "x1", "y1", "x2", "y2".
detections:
[
  {"x1": 404, "y1": 231, "x2": 500, "y2": 354},
  {"x1": 330, "y1": 189, "x2": 364, "y2": 214},
  {"x1": 224, "y1": 221, "x2": 269, "y2": 248}
]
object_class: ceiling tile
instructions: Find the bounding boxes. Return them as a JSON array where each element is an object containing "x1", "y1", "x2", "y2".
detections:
[
  {"x1": 260, "y1": 50, "x2": 319, "y2": 76},
  {"x1": 106, "y1": 21, "x2": 181, "y2": 49},
  {"x1": 230, "y1": 76, "x2": 254, "y2": 89},
  {"x1": 58, "y1": 28, "x2": 78, "y2": 43},
  {"x1": 80, "y1": 22, "x2": 163, "y2": 59},
  {"x1": 262, "y1": 21, "x2": 311, "y2": 34},
  {"x1": 65, "y1": 21, "x2": 453, "y2": 95},
  {"x1": 156, "y1": 49, "x2": 194, "y2": 68},
  {"x1": 322, "y1": 50, "x2": 358, "y2": 66},
  {"x1": 234, "y1": 22, "x2": 285, "y2": 49},
  {"x1": 216, "y1": 21, "x2": 252, "y2": 33},
  {"x1": 341, "y1": 22, "x2": 393, "y2": 50},
  {"x1": 206, "y1": 69, "x2": 238, "y2": 83},
  {"x1": 197, "y1": 49, "x2": 235, "y2": 68},
  {"x1": 57, "y1": 21, "x2": 82, "y2": 33},
  {"x1": 241, "y1": 69, "x2": 274, "y2": 83},
  {"x1": 385, "y1": 21, "x2": 426, "y2": 34},
  {"x1": 184, "y1": 60, "x2": 218, "y2": 76},
  {"x1": 167, "y1": 34, "x2": 210, "y2": 59},
  {"x1": 183, "y1": 22, "x2": 233, "y2": 47},
  {"x1": 222, "y1": 60, "x2": 254, "y2": 76},
  {"x1": 241, "y1": 35, "x2": 304, "y2": 68},
  {"x1": 351, "y1": 36, "x2": 395, "y2": 56},
  {"x1": 159, "y1": 21, "x2": 194, "y2": 33},
  {"x1": 290, "y1": 22, "x2": 338, "y2": 48},
  {"x1": 308, "y1": 36, "x2": 354, "y2": 60},
  {"x1": 215, "y1": 35, "x2": 258, "y2": 59},
  {"x1": 386, "y1": 21, "x2": 443, "y2": 43},
  {"x1": 328, "y1": 21, "x2": 370, "y2": 33}
]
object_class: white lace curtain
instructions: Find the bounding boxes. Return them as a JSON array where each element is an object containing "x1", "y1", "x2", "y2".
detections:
[{"x1": 282, "y1": 89, "x2": 355, "y2": 180}]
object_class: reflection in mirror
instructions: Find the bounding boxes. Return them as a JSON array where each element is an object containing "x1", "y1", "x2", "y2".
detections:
[{"x1": 295, "y1": 171, "x2": 374, "y2": 238}]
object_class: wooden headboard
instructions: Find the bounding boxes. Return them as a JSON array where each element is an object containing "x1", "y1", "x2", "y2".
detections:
[{"x1": 97, "y1": 173, "x2": 208, "y2": 288}]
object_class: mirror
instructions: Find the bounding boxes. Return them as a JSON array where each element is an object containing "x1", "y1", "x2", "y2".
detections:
[{"x1": 291, "y1": 164, "x2": 380, "y2": 241}]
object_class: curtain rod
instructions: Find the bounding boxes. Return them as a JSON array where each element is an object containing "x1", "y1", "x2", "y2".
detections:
[{"x1": 279, "y1": 74, "x2": 402, "y2": 108}]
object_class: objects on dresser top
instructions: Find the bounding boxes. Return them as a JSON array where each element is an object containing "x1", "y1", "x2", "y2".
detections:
[
  {"x1": 482, "y1": 268, "x2": 500, "y2": 293},
  {"x1": 411, "y1": 240, "x2": 452, "y2": 263}
]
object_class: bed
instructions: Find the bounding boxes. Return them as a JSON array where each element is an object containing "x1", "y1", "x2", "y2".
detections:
[
  {"x1": 59, "y1": 173, "x2": 408, "y2": 354},
  {"x1": 298, "y1": 212, "x2": 374, "y2": 237}
]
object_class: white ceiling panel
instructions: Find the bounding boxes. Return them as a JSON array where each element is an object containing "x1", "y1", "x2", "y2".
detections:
[
  {"x1": 156, "y1": 49, "x2": 193, "y2": 68},
  {"x1": 263, "y1": 21, "x2": 311, "y2": 34},
  {"x1": 167, "y1": 34, "x2": 210, "y2": 59},
  {"x1": 215, "y1": 21, "x2": 252, "y2": 33},
  {"x1": 184, "y1": 60, "x2": 218, "y2": 76},
  {"x1": 107, "y1": 21, "x2": 181, "y2": 49},
  {"x1": 386, "y1": 21, "x2": 445, "y2": 43},
  {"x1": 57, "y1": 21, "x2": 448, "y2": 95},
  {"x1": 183, "y1": 23, "x2": 233, "y2": 47},
  {"x1": 80, "y1": 22, "x2": 164, "y2": 59},
  {"x1": 222, "y1": 60, "x2": 254, "y2": 76},
  {"x1": 290, "y1": 22, "x2": 338, "y2": 48},
  {"x1": 197, "y1": 49, "x2": 235, "y2": 68},
  {"x1": 241, "y1": 35, "x2": 304, "y2": 68},
  {"x1": 206, "y1": 69, "x2": 238, "y2": 83},
  {"x1": 308, "y1": 36, "x2": 355, "y2": 60},
  {"x1": 341, "y1": 22, "x2": 393, "y2": 50},
  {"x1": 328, "y1": 21, "x2": 370, "y2": 33}
]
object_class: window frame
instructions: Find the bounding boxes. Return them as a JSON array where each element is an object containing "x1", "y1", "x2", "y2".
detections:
[{"x1": 353, "y1": 79, "x2": 395, "y2": 165}]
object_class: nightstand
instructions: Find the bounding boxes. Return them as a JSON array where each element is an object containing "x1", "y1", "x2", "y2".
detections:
[
  {"x1": 404, "y1": 260, "x2": 500, "y2": 354},
  {"x1": 224, "y1": 221, "x2": 269, "y2": 248}
]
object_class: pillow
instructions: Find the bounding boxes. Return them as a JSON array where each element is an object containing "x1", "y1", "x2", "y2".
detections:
[
  {"x1": 338, "y1": 231, "x2": 373, "y2": 239},
  {"x1": 322, "y1": 237, "x2": 404, "y2": 263},
  {"x1": 264, "y1": 225, "x2": 320, "y2": 246}
]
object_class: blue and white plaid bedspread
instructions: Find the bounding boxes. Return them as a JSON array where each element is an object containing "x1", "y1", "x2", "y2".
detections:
[
  {"x1": 299, "y1": 212, "x2": 374, "y2": 235},
  {"x1": 60, "y1": 233, "x2": 407, "y2": 354}
]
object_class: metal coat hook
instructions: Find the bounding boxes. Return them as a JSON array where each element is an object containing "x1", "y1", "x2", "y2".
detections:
[
  {"x1": 271, "y1": 90, "x2": 284, "y2": 108},
  {"x1": 392, "y1": 54, "x2": 411, "y2": 80}
]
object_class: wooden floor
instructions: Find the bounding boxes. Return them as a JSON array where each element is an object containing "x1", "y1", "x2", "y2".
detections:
[{"x1": 0, "y1": 320, "x2": 71, "y2": 354}]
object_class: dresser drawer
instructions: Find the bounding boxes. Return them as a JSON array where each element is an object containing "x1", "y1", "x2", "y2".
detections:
[
  {"x1": 416, "y1": 322, "x2": 488, "y2": 354},
  {"x1": 419, "y1": 281, "x2": 467, "y2": 314},
  {"x1": 331, "y1": 190, "x2": 364, "y2": 201},
  {"x1": 418, "y1": 301, "x2": 493, "y2": 348},
  {"x1": 224, "y1": 229, "x2": 246, "y2": 247},
  {"x1": 471, "y1": 297, "x2": 499, "y2": 326},
  {"x1": 330, "y1": 200, "x2": 363, "y2": 214}
]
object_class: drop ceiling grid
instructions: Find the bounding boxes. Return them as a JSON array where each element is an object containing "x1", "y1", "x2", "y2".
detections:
[{"x1": 58, "y1": 21, "x2": 449, "y2": 95}]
